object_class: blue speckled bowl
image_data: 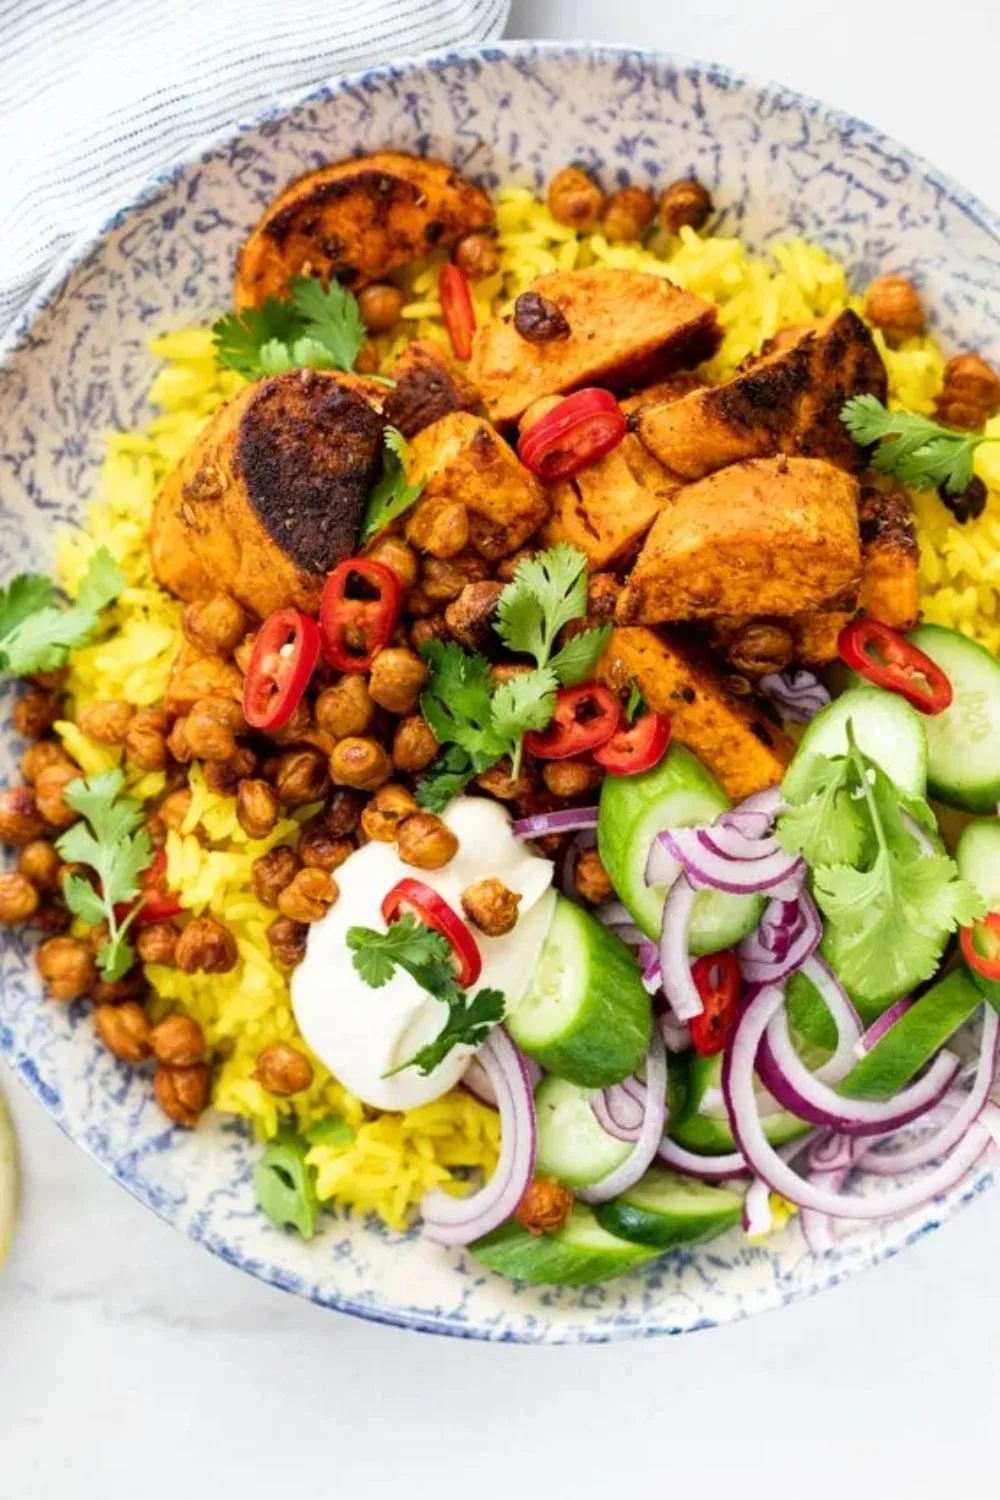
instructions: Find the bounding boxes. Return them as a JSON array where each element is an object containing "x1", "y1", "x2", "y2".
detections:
[{"x1": 1, "y1": 43, "x2": 998, "y2": 1343}]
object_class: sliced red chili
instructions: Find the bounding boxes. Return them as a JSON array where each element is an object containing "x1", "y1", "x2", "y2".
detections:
[
  {"x1": 689, "y1": 951, "x2": 741, "y2": 1056},
  {"x1": 242, "y1": 607, "x2": 320, "y2": 732},
  {"x1": 114, "y1": 849, "x2": 183, "y2": 928},
  {"x1": 594, "y1": 710, "x2": 672, "y2": 776},
  {"x1": 319, "y1": 559, "x2": 402, "y2": 674},
  {"x1": 837, "y1": 619, "x2": 953, "y2": 715},
  {"x1": 524, "y1": 684, "x2": 622, "y2": 760},
  {"x1": 960, "y1": 913, "x2": 1000, "y2": 983},
  {"x1": 518, "y1": 388, "x2": 628, "y2": 482},
  {"x1": 382, "y1": 877, "x2": 482, "y2": 988},
  {"x1": 440, "y1": 263, "x2": 476, "y2": 361}
]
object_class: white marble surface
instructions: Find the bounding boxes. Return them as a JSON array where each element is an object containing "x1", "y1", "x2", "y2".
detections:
[{"x1": 3, "y1": 3, "x2": 1000, "y2": 1495}]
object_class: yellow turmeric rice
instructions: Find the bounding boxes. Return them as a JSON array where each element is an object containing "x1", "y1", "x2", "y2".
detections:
[{"x1": 52, "y1": 188, "x2": 1000, "y2": 1231}]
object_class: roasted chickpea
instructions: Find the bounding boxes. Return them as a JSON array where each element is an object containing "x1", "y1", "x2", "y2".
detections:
[
  {"x1": 588, "y1": 572, "x2": 622, "y2": 621},
  {"x1": 405, "y1": 497, "x2": 470, "y2": 560},
  {"x1": 36, "y1": 935, "x2": 96, "y2": 1001},
  {"x1": 935, "y1": 352, "x2": 1000, "y2": 431},
  {"x1": 174, "y1": 915, "x2": 238, "y2": 975},
  {"x1": 496, "y1": 548, "x2": 535, "y2": 583},
  {"x1": 726, "y1": 621, "x2": 796, "y2": 677},
  {"x1": 360, "y1": 783, "x2": 419, "y2": 842},
  {"x1": 461, "y1": 878, "x2": 521, "y2": 937},
  {"x1": 166, "y1": 717, "x2": 194, "y2": 764},
  {"x1": 77, "y1": 699, "x2": 132, "y2": 746},
  {"x1": 602, "y1": 185, "x2": 655, "y2": 243},
  {"x1": 515, "y1": 1176, "x2": 574, "y2": 1236},
  {"x1": 236, "y1": 778, "x2": 279, "y2": 839},
  {"x1": 154, "y1": 1063, "x2": 210, "y2": 1127},
  {"x1": 92, "y1": 975, "x2": 145, "y2": 1007},
  {"x1": 392, "y1": 715, "x2": 438, "y2": 773},
  {"x1": 0, "y1": 871, "x2": 40, "y2": 923},
  {"x1": 277, "y1": 867, "x2": 338, "y2": 923},
  {"x1": 251, "y1": 847, "x2": 300, "y2": 907},
  {"x1": 657, "y1": 177, "x2": 713, "y2": 234},
  {"x1": 319, "y1": 788, "x2": 366, "y2": 838},
  {"x1": 13, "y1": 687, "x2": 59, "y2": 740},
  {"x1": 453, "y1": 231, "x2": 501, "y2": 280},
  {"x1": 184, "y1": 699, "x2": 239, "y2": 762},
  {"x1": 865, "y1": 274, "x2": 925, "y2": 343},
  {"x1": 421, "y1": 553, "x2": 489, "y2": 603},
  {"x1": 125, "y1": 708, "x2": 169, "y2": 772},
  {"x1": 21, "y1": 740, "x2": 72, "y2": 786},
  {"x1": 409, "y1": 615, "x2": 448, "y2": 651},
  {"x1": 275, "y1": 748, "x2": 329, "y2": 808},
  {"x1": 366, "y1": 535, "x2": 419, "y2": 589},
  {"x1": 575, "y1": 846, "x2": 613, "y2": 904},
  {"x1": 136, "y1": 921, "x2": 178, "y2": 966},
  {"x1": 354, "y1": 339, "x2": 381, "y2": 375},
  {"x1": 444, "y1": 581, "x2": 504, "y2": 653},
  {"x1": 181, "y1": 594, "x2": 247, "y2": 656},
  {"x1": 159, "y1": 788, "x2": 194, "y2": 835},
  {"x1": 298, "y1": 825, "x2": 353, "y2": 872},
  {"x1": 33, "y1": 899, "x2": 71, "y2": 934},
  {"x1": 253, "y1": 1042, "x2": 314, "y2": 1097},
  {"x1": 5, "y1": 781, "x2": 57, "y2": 839},
  {"x1": 547, "y1": 165, "x2": 605, "y2": 231},
  {"x1": 329, "y1": 737, "x2": 392, "y2": 791},
  {"x1": 475, "y1": 759, "x2": 533, "y2": 802},
  {"x1": 541, "y1": 758, "x2": 602, "y2": 799},
  {"x1": 18, "y1": 839, "x2": 61, "y2": 891},
  {"x1": 355, "y1": 281, "x2": 406, "y2": 334},
  {"x1": 150, "y1": 1012, "x2": 206, "y2": 1067},
  {"x1": 267, "y1": 915, "x2": 308, "y2": 966},
  {"x1": 368, "y1": 647, "x2": 428, "y2": 716},
  {"x1": 315, "y1": 675, "x2": 375, "y2": 739},
  {"x1": 204, "y1": 746, "x2": 256, "y2": 797},
  {"x1": 94, "y1": 1001, "x2": 152, "y2": 1064},
  {"x1": 397, "y1": 812, "x2": 458, "y2": 870}
]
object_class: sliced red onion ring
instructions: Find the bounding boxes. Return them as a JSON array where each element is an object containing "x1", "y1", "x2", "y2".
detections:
[
  {"x1": 723, "y1": 786, "x2": 784, "y2": 824},
  {"x1": 649, "y1": 827, "x2": 805, "y2": 896},
  {"x1": 462, "y1": 1052, "x2": 541, "y2": 1109},
  {"x1": 591, "y1": 1083, "x2": 645, "y2": 1142},
  {"x1": 423, "y1": 1029, "x2": 536, "y2": 1246},
  {"x1": 759, "y1": 670, "x2": 831, "y2": 723},
  {"x1": 742, "y1": 1175, "x2": 773, "y2": 1236},
  {"x1": 513, "y1": 806, "x2": 599, "y2": 838},
  {"x1": 853, "y1": 995, "x2": 915, "y2": 1058},
  {"x1": 722, "y1": 986, "x2": 993, "y2": 1220},
  {"x1": 697, "y1": 824, "x2": 781, "y2": 861},
  {"x1": 657, "y1": 1136, "x2": 751, "y2": 1181},
  {"x1": 595, "y1": 900, "x2": 644, "y2": 948},
  {"x1": 799, "y1": 1134, "x2": 871, "y2": 1254},
  {"x1": 660, "y1": 1011, "x2": 691, "y2": 1054},
  {"x1": 639, "y1": 939, "x2": 662, "y2": 996},
  {"x1": 738, "y1": 891, "x2": 822, "y2": 984},
  {"x1": 798, "y1": 955, "x2": 863, "y2": 1082},
  {"x1": 657, "y1": 875, "x2": 704, "y2": 1022},
  {"x1": 577, "y1": 1028, "x2": 667, "y2": 1204}
]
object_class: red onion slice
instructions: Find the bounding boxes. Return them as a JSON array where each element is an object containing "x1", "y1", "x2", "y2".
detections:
[
  {"x1": 422, "y1": 1029, "x2": 536, "y2": 1246},
  {"x1": 462, "y1": 1052, "x2": 541, "y2": 1109},
  {"x1": 738, "y1": 891, "x2": 822, "y2": 984},
  {"x1": 657, "y1": 875, "x2": 704, "y2": 1022},
  {"x1": 513, "y1": 807, "x2": 599, "y2": 838},
  {"x1": 658, "y1": 1136, "x2": 751, "y2": 1181},
  {"x1": 651, "y1": 827, "x2": 805, "y2": 896},
  {"x1": 742, "y1": 1175, "x2": 773, "y2": 1236},
  {"x1": 660, "y1": 1011, "x2": 692, "y2": 1053},
  {"x1": 590, "y1": 1083, "x2": 645, "y2": 1142},
  {"x1": 595, "y1": 900, "x2": 644, "y2": 949},
  {"x1": 577, "y1": 1028, "x2": 667, "y2": 1204},
  {"x1": 696, "y1": 824, "x2": 781, "y2": 861},
  {"x1": 854, "y1": 995, "x2": 915, "y2": 1058},
  {"x1": 798, "y1": 955, "x2": 863, "y2": 1082},
  {"x1": 759, "y1": 670, "x2": 830, "y2": 723}
]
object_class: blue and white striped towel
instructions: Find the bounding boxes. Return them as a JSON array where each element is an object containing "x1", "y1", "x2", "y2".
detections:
[{"x1": 0, "y1": 0, "x2": 510, "y2": 330}]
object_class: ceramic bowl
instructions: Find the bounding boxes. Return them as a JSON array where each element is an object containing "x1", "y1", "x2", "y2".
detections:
[{"x1": 2, "y1": 42, "x2": 997, "y2": 1343}]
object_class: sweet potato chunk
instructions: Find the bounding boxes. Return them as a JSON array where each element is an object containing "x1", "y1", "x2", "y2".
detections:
[
  {"x1": 598, "y1": 627, "x2": 793, "y2": 800},
  {"x1": 406, "y1": 413, "x2": 548, "y2": 560},
  {"x1": 384, "y1": 341, "x2": 480, "y2": 437},
  {"x1": 632, "y1": 310, "x2": 887, "y2": 479},
  {"x1": 150, "y1": 488, "x2": 213, "y2": 604},
  {"x1": 469, "y1": 268, "x2": 720, "y2": 426},
  {"x1": 617, "y1": 457, "x2": 861, "y2": 625},
  {"x1": 541, "y1": 431, "x2": 679, "y2": 569},
  {"x1": 235, "y1": 152, "x2": 494, "y2": 308}
]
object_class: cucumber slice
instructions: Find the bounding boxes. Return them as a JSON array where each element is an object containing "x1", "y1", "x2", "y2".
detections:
[
  {"x1": 534, "y1": 1077, "x2": 632, "y2": 1188},
  {"x1": 0, "y1": 1088, "x2": 18, "y2": 1268},
  {"x1": 471, "y1": 1204, "x2": 657, "y2": 1285},
  {"x1": 783, "y1": 686, "x2": 928, "y2": 802},
  {"x1": 840, "y1": 970, "x2": 984, "y2": 1101},
  {"x1": 908, "y1": 625, "x2": 1000, "y2": 813},
  {"x1": 594, "y1": 1167, "x2": 742, "y2": 1249},
  {"x1": 668, "y1": 1051, "x2": 810, "y2": 1154},
  {"x1": 956, "y1": 820, "x2": 1000, "y2": 1007},
  {"x1": 506, "y1": 895, "x2": 652, "y2": 1086},
  {"x1": 598, "y1": 744, "x2": 764, "y2": 950}
]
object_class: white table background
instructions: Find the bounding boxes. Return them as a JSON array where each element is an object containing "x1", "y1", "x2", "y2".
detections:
[{"x1": 3, "y1": 2, "x2": 1000, "y2": 1494}]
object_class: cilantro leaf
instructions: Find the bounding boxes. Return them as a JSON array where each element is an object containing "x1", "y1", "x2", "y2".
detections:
[
  {"x1": 305, "y1": 1116, "x2": 356, "y2": 1149},
  {"x1": 75, "y1": 548, "x2": 125, "y2": 614},
  {"x1": 626, "y1": 683, "x2": 646, "y2": 723},
  {"x1": 840, "y1": 394, "x2": 997, "y2": 496},
  {"x1": 0, "y1": 549, "x2": 122, "y2": 678},
  {"x1": 777, "y1": 753, "x2": 867, "y2": 869},
  {"x1": 289, "y1": 276, "x2": 367, "y2": 373},
  {"x1": 489, "y1": 666, "x2": 559, "y2": 742},
  {"x1": 213, "y1": 295, "x2": 302, "y2": 379},
  {"x1": 360, "y1": 427, "x2": 425, "y2": 541},
  {"x1": 418, "y1": 640, "x2": 511, "y2": 769},
  {"x1": 347, "y1": 914, "x2": 461, "y2": 1001},
  {"x1": 0, "y1": 574, "x2": 56, "y2": 642},
  {"x1": 253, "y1": 1134, "x2": 321, "y2": 1239},
  {"x1": 495, "y1": 542, "x2": 589, "y2": 665},
  {"x1": 398, "y1": 988, "x2": 506, "y2": 1077},
  {"x1": 549, "y1": 625, "x2": 611, "y2": 687},
  {"x1": 212, "y1": 276, "x2": 367, "y2": 381},
  {"x1": 416, "y1": 744, "x2": 478, "y2": 813}
]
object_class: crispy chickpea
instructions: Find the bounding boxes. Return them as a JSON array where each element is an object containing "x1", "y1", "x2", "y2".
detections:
[
  {"x1": 36, "y1": 935, "x2": 96, "y2": 1001},
  {"x1": 94, "y1": 1001, "x2": 152, "y2": 1064},
  {"x1": 5, "y1": 781, "x2": 58, "y2": 839},
  {"x1": 445, "y1": 581, "x2": 504, "y2": 654},
  {"x1": 181, "y1": 594, "x2": 247, "y2": 656},
  {"x1": 461, "y1": 877, "x2": 521, "y2": 937},
  {"x1": 233, "y1": 631, "x2": 257, "y2": 676},
  {"x1": 403, "y1": 585, "x2": 437, "y2": 621},
  {"x1": 588, "y1": 572, "x2": 622, "y2": 621},
  {"x1": 204, "y1": 746, "x2": 256, "y2": 796},
  {"x1": 236, "y1": 778, "x2": 279, "y2": 839},
  {"x1": 275, "y1": 748, "x2": 329, "y2": 808},
  {"x1": 865, "y1": 274, "x2": 925, "y2": 343},
  {"x1": 298, "y1": 825, "x2": 353, "y2": 872},
  {"x1": 154, "y1": 1063, "x2": 210, "y2": 1127},
  {"x1": 368, "y1": 647, "x2": 428, "y2": 716},
  {"x1": 541, "y1": 758, "x2": 602, "y2": 799},
  {"x1": 935, "y1": 352, "x2": 1000, "y2": 431},
  {"x1": 150, "y1": 1012, "x2": 206, "y2": 1067},
  {"x1": 476, "y1": 758, "x2": 533, "y2": 802},
  {"x1": 354, "y1": 339, "x2": 381, "y2": 375},
  {"x1": 13, "y1": 687, "x2": 59, "y2": 740},
  {"x1": 421, "y1": 553, "x2": 489, "y2": 603},
  {"x1": 253, "y1": 1042, "x2": 314, "y2": 1096},
  {"x1": 405, "y1": 496, "x2": 470, "y2": 561},
  {"x1": 18, "y1": 838, "x2": 61, "y2": 891},
  {"x1": 174, "y1": 915, "x2": 238, "y2": 975},
  {"x1": 547, "y1": 165, "x2": 605, "y2": 231},
  {"x1": 319, "y1": 788, "x2": 366, "y2": 837},
  {"x1": 184, "y1": 700, "x2": 239, "y2": 762},
  {"x1": 360, "y1": 783, "x2": 419, "y2": 842},
  {"x1": 125, "y1": 708, "x2": 169, "y2": 773},
  {"x1": 33, "y1": 899, "x2": 71, "y2": 934},
  {"x1": 92, "y1": 975, "x2": 144, "y2": 1007},
  {"x1": 77, "y1": 699, "x2": 132, "y2": 745},
  {"x1": 315, "y1": 675, "x2": 374, "y2": 739},
  {"x1": 357, "y1": 282, "x2": 406, "y2": 334},
  {"x1": 409, "y1": 615, "x2": 448, "y2": 651},
  {"x1": 602, "y1": 185, "x2": 655, "y2": 243},
  {"x1": 21, "y1": 740, "x2": 72, "y2": 786},
  {"x1": 166, "y1": 717, "x2": 194, "y2": 764},
  {"x1": 657, "y1": 176, "x2": 713, "y2": 234},
  {"x1": 392, "y1": 715, "x2": 438, "y2": 773},
  {"x1": 397, "y1": 811, "x2": 458, "y2": 870},
  {"x1": 0, "y1": 872, "x2": 40, "y2": 923},
  {"x1": 267, "y1": 915, "x2": 308, "y2": 966},
  {"x1": 515, "y1": 1176, "x2": 574, "y2": 1236},
  {"x1": 496, "y1": 548, "x2": 535, "y2": 583},
  {"x1": 575, "y1": 846, "x2": 613, "y2": 904},
  {"x1": 159, "y1": 788, "x2": 194, "y2": 835},
  {"x1": 136, "y1": 921, "x2": 178, "y2": 966},
  {"x1": 329, "y1": 737, "x2": 392, "y2": 791},
  {"x1": 277, "y1": 867, "x2": 338, "y2": 923},
  {"x1": 251, "y1": 847, "x2": 300, "y2": 907},
  {"x1": 366, "y1": 535, "x2": 419, "y2": 589},
  {"x1": 451, "y1": 229, "x2": 499, "y2": 278}
]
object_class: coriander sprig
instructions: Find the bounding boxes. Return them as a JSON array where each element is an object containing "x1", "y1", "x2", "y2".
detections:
[
  {"x1": 0, "y1": 549, "x2": 123, "y2": 679},
  {"x1": 840, "y1": 394, "x2": 998, "y2": 495},
  {"x1": 213, "y1": 276, "x2": 368, "y2": 381},
  {"x1": 359, "y1": 427, "x2": 425, "y2": 541}
]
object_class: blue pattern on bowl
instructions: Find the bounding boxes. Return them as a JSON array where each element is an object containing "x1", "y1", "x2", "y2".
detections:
[{"x1": 1, "y1": 42, "x2": 998, "y2": 1344}]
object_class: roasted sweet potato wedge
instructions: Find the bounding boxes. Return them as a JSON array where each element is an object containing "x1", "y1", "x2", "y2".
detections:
[{"x1": 384, "y1": 340, "x2": 481, "y2": 437}]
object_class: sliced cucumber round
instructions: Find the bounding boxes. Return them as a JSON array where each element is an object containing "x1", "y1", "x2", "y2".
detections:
[
  {"x1": 506, "y1": 895, "x2": 652, "y2": 1087},
  {"x1": 598, "y1": 743, "x2": 764, "y2": 950},
  {"x1": 534, "y1": 1076, "x2": 631, "y2": 1189},
  {"x1": 907, "y1": 625, "x2": 1000, "y2": 813},
  {"x1": 594, "y1": 1167, "x2": 742, "y2": 1249},
  {"x1": 956, "y1": 819, "x2": 1000, "y2": 1005},
  {"x1": 471, "y1": 1204, "x2": 657, "y2": 1285},
  {"x1": 783, "y1": 686, "x2": 928, "y2": 802},
  {"x1": 668, "y1": 1051, "x2": 810, "y2": 1155}
]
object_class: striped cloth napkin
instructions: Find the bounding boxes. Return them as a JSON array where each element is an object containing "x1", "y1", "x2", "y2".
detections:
[{"x1": 0, "y1": 0, "x2": 510, "y2": 330}]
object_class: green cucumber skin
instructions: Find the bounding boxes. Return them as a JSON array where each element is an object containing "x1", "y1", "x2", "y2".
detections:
[
  {"x1": 534, "y1": 1077, "x2": 631, "y2": 1189},
  {"x1": 471, "y1": 1206, "x2": 657, "y2": 1285},
  {"x1": 506, "y1": 897, "x2": 652, "y2": 1088},
  {"x1": 783, "y1": 686, "x2": 928, "y2": 802},
  {"x1": 956, "y1": 820, "x2": 1000, "y2": 909},
  {"x1": 908, "y1": 625, "x2": 1000, "y2": 814},
  {"x1": 840, "y1": 969, "x2": 984, "y2": 1101},
  {"x1": 595, "y1": 1169, "x2": 742, "y2": 1249},
  {"x1": 668, "y1": 1052, "x2": 810, "y2": 1154}
]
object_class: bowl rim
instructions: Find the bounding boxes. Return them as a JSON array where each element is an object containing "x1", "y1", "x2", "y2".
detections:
[{"x1": 1, "y1": 38, "x2": 997, "y2": 1343}]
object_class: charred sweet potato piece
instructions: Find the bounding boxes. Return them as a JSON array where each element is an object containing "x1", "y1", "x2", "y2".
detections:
[
  {"x1": 384, "y1": 341, "x2": 480, "y2": 437},
  {"x1": 541, "y1": 431, "x2": 679, "y2": 570},
  {"x1": 235, "y1": 152, "x2": 494, "y2": 308}
]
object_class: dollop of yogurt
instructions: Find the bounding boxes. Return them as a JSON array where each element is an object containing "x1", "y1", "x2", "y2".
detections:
[{"x1": 291, "y1": 797, "x2": 556, "y2": 1109}]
